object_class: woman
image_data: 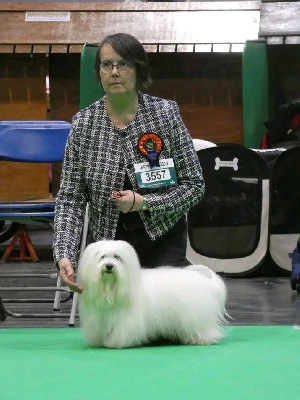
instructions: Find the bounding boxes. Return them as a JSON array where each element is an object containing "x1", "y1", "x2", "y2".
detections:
[{"x1": 53, "y1": 33, "x2": 205, "y2": 292}]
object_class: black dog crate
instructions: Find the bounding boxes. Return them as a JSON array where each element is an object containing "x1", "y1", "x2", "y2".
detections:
[{"x1": 187, "y1": 143, "x2": 270, "y2": 276}]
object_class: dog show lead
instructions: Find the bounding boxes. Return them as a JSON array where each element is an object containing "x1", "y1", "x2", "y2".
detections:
[{"x1": 53, "y1": 33, "x2": 205, "y2": 293}]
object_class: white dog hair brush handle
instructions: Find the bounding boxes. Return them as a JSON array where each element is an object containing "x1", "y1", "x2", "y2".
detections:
[{"x1": 68, "y1": 203, "x2": 90, "y2": 327}]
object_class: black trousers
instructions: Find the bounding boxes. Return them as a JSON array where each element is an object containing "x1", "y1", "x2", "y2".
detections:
[{"x1": 115, "y1": 216, "x2": 188, "y2": 268}]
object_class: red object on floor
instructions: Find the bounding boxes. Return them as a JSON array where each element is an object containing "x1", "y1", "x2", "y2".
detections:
[
  {"x1": 261, "y1": 132, "x2": 270, "y2": 149},
  {"x1": 0, "y1": 224, "x2": 39, "y2": 262}
]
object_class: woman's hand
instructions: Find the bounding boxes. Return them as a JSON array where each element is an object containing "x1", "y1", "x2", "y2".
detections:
[
  {"x1": 58, "y1": 258, "x2": 83, "y2": 293},
  {"x1": 110, "y1": 190, "x2": 143, "y2": 213}
]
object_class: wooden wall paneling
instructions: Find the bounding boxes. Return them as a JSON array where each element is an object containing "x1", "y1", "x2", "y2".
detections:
[
  {"x1": 259, "y1": 2, "x2": 300, "y2": 38},
  {"x1": 0, "y1": 1, "x2": 259, "y2": 150},
  {"x1": 33, "y1": 45, "x2": 51, "y2": 54},
  {"x1": 48, "y1": 53, "x2": 80, "y2": 121},
  {"x1": 0, "y1": 3, "x2": 261, "y2": 47},
  {"x1": 268, "y1": 45, "x2": 300, "y2": 107},
  {"x1": 69, "y1": 44, "x2": 84, "y2": 53},
  {"x1": 179, "y1": 104, "x2": 243, "y2": 144},
  {"x1": 51, "y1": 45, "x2": 69, "y2": 53},
  {"x1": 147, "y1": 52, "x2": 243, "y2": 144},
  {"x1": 0, "y1": 45, "x2": 14, "y2": 53},
  {"x1": 48, "y1": 53, "x2": 80, "y2": 195},
  {"x1": 0, "y1": 54, "x2": 49, "y2": 202},
  {"x1": 15, "y1": 45, "x2": 32, "y2": 53},
  {"x1": 0, "y1": 162, "x2": 49, "y2": 202},
  {"x1": 51, "y1": 162, "x2": 62, "y2": 198}
]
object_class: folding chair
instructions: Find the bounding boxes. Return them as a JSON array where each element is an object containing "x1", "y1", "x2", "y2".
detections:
[
  {"x1": 0, "y1": 203, "x2": 90, "y2": 323},
  {"x1": 0, "y1": 123, "x2": 74, "y2": 320},
  {"x1": 0, "y1": 124, "x2": 71, "y2": 260},
  {"x1": 68, "y1": 203, "x2": 89, "y2": 326},
  {"x1": 0, "y1": 120, "x2": 70, "y2": 133},
  {"x1": 0, "y1": 121, "x2": 71, "y2": 247}
]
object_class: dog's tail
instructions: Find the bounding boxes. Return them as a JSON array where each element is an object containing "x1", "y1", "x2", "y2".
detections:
[{"x1": 187, "y1": 265, "x2": 228, "y2": 323}]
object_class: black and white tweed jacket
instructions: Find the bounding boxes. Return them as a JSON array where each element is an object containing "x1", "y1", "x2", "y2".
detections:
[{"x1": 53, "y1": 93, "x2": 205, "y2": 267}]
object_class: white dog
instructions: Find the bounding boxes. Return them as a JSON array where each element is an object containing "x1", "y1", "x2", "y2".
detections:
[{"x1": 78, "y1": 240, "x2": 227, "y2": 348}]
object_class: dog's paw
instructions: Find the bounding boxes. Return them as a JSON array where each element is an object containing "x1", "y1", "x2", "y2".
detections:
[
  {"x1": 183, "y1": 331, "x2": 223, "y2": 346},
  {"x1": 103, "y1": 337, "x2": 131, "y2": 349},
  {"x1": 103, "y1": 334, "x2": 144, "y2": 349},
  {"x1": 103, "y1": 341, "x2": 134, "y2": 349},
  {"x1": 183, "y1": 337, "x2": 219, "y2": 346}
]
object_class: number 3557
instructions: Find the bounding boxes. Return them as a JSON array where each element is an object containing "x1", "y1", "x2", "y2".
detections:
[{"x1": 145, "y1": 170, "x2": 165, "y2": 181}]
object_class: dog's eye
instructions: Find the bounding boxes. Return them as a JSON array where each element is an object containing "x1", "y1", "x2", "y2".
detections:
[
  {"x1": 100, "y1": 255, "x2": 106, "y2": 260},
  {"x1": 113, "y1": 254, "x2": 121, "y2": 261}
]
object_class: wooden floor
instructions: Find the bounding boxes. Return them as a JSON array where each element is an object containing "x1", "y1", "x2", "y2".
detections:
[{"x1": 0, "y1": 225, "x2": 299, "y2": 329}]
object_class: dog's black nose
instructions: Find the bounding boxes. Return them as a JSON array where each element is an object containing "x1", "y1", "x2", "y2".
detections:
[{"x1": 106, "y1": 264, "x2": 113, "y2": 271}]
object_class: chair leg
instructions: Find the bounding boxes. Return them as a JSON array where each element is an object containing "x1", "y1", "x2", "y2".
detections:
[
  {"x1": 53, "y1": 275, "x2": 62, "y2": 311},
  {"x1": 67, "y1": 203, "x2": 89, "y2": 326},
  {"x1": 22, "y1": 228, "x2": 39, "y2": 261},
  {"x1": 0, "y1": 225, "x2": 39, "y2": 262},
  {"x1": 0, "y1": 232, "x2": 20, "y2": 262},
  {"x1": 68, "y1": 292, "x2": 78, "y2": 327}
]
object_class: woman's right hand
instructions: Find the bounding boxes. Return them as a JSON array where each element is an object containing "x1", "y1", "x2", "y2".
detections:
[{"x1": 58, "y1": 257, "x2": 83, "y2": 293}]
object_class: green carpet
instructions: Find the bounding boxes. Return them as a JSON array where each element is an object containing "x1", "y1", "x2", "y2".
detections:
[{"x1": 0, "y1": 326, "x2": 299, "y2": 400}]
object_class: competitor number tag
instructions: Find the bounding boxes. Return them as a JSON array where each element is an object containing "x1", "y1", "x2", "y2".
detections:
[{"x1": 134, "y1": 158, "x2": 177, "y2": 188}]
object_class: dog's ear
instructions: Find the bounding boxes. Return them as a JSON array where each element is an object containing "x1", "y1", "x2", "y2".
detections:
[{"x1": 78, "y1": 243, "x2": 100, "y2": 279}]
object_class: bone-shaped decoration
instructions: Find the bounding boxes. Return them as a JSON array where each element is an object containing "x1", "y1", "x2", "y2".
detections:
[{"x1": 215, "y1": 157, "x2": 238, "y2": 171}]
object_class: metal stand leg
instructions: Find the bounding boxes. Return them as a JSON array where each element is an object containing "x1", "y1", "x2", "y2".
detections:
[
  {"x1": 67, "y1": 203, "x2": 89, "y2": 327},
  {"x1": 68, "y1": 292, "x2": 78, "y2": 327},
  {"x1": 53, "y1": 275, "x2": 62, "y2": 311}
]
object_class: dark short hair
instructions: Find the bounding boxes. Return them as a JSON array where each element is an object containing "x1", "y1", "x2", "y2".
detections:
[{"x1": 94, "y1": 33, "x2": 152, "y2": 91}]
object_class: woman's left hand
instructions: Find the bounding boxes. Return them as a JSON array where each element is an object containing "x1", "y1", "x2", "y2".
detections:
[{"x1": 110, "y1": 190, "x2": 143, "y2": 213}]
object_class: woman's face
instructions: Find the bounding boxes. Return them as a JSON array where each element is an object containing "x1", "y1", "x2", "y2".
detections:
[{"x1": 99, "y1": 43, "x2": 137, "y2": 96}]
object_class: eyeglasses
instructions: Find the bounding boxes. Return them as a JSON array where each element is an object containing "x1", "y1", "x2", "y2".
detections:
[{"x1": 100, "y1": 60, "x2": 133, "y2": 74}]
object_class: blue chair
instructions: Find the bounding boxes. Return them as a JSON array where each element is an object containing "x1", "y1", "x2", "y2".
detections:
[
  {"x1": 0, "y1": 124, "x2": 72, "y2": 318},
  {"x1": 0, "y1": 120, "x2": 69, "y2": 130},
  {"x1": 0, "y1": 120, "x2": 70, "y2": 138},
  {"x1": 0, "y1": 125, "x2": 70, "y2": 261},
  {"x1": 0, "y1": 120, "x2": 69, "y2": 124}
]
